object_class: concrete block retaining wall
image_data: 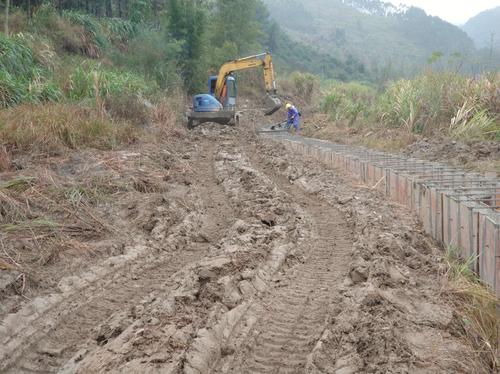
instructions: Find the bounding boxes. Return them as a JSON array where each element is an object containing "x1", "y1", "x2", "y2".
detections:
[{"x1": 269, "y1": 135, "x2": 500, "y2": 297}]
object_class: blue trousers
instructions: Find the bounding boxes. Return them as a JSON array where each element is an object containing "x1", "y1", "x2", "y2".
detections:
[{"x1": 287, "y1": 120, "x2": 300, "y2": 132}]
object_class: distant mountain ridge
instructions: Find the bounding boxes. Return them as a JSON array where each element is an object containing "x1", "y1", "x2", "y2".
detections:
[
  {"x1": 341, "y1": 0, "x2": 408, "y2": 16},
  {"x1": 462, "y1": 6, "x2": 500, "y2": 51},
  {"x1": 263, "y1": 0, "x2": 476, "y2": 76}
]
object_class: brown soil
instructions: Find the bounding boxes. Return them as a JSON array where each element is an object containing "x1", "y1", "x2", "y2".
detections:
[{"x1": 0, "y1": 121, "x2": 494, "y2": 373}]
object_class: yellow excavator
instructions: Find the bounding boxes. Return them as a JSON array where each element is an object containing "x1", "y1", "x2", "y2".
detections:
[{"x1": 187, "y1": 52, "x2": 281, "y2": 129}]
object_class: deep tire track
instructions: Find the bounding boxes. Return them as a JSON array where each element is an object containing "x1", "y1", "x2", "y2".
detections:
[{"x1": 218, "y1": 142, "x2": 352, "y2": 373}]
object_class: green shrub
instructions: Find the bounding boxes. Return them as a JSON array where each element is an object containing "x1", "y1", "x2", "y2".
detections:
[
  {"x1": 320, "y1": 81, "x2": 376, "y2": 126},
  {"x1": 66, "y1": 62, "x2": 156, "y2": 101}
]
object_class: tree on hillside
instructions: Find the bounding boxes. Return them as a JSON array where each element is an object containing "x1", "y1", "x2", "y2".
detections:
[
  {"x1": 166, "y1": 0, "x2": 207, "y2": 92},
  {"x1": 4, "y1": 0, "x2": 10, "y2": 35},
  {"x1": 212, "y1": 0, "x2": 262, "y2": 55}
]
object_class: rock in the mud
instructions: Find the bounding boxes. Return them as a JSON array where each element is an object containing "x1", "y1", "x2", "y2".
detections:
[
  {"x1": 219, "y1": 276, "x2": 242, "y2": 309},
  {"x1": 238, "y1": 280, "x2": 256, "y2": 298},
  {"x1": 160, "y1": 297, "x2": 177, "y2": 317},
  {"x1": 0, "y1": 270, "x2": 21, "y2": 292},
  {"x1": 297, "y1": 176, "x2": 322, "y2": 194},
  {"x1": 37, "y1": 346, "x2": 64, "y2": 357},
  {"x1": 198, "y1": 269, "x2": 217, "y2": 281},
  {"x1": 338, "y1": 196, "x2": 354, "y2": 205},
  {"x1": 334, "y1": 354, "x2": 361, "y2": 374},
  {"x1": 221, "y1": 344, "x2": 235, "y2": 357},
  {"x1": 342, "y1": 277, "x2": 354, "y2": 288},
  {"x1": 233, "y1": 219, "x2": 248, "y2": 234},
  {"x1": 197, "y1": 256, "x2": 232, "y2": 273},
  {"x1": 349, "y1": 259, "x2": 369, "y2": 284},
  {"x1": 240, "y1": 269, "x2": 254, "y2": 280}
]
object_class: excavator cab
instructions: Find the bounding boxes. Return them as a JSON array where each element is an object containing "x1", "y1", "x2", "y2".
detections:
[
  {"x1": 193, "y1": 76, "x2": 237, "y2": 114},
  {"x1": 208, "y1": 75, "x2": 237, "y2": 110}
]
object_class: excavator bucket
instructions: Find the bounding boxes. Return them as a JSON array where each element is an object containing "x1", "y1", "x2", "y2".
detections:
[{"x1": 264, "y1": 94, "x2": 282, "y2": 116}]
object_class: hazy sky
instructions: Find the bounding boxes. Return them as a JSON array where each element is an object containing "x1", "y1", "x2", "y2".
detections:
[{"x1": 387, "y1": 0, "x2": 500, "y2": 24}]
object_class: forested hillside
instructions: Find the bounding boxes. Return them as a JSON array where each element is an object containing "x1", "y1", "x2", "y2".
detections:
[
  {"x1": 0, "y1": 0, "x2": 368, "y2": 107},
  {"x1": 263, "y1": 0, "x2": 488, "y2": 77},
  {"x1": 463, "y1": 6, "x2": 500, "y2": 51}
]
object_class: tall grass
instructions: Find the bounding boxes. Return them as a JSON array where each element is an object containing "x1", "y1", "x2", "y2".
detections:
[
  {"x1": 0, "y1": 6, "x2": 169, "y2": 110},
  {"x1": 0, "y1": 33, "x2": 62, "y2": 107},
  {"x1": 103, "y1": 18, "x2": 138, "y2": 45},
  {"x1": 66, "y1": 62, "x2": 155, "y2": 101},
  {"x1": 377, "y1": 71, "x2": 499, "y2": 139},
  {"x1": 61, "y1": 10, "x2": 107, "y2": 58},
  {"x1": 376, "y1": 72, "x2": 465, "y2": 133},
  {"x1": 316, "y1": 71, "x2": 499, "y2": 140},
  {"x1": 320, "y1": 81, "x2": 376, "y2": 126}
]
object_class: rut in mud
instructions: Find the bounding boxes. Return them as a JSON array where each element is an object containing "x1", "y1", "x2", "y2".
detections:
[
  {"x1": 221, "y1": 200, "x2": 352, "y2": 373},
  {"x1": 0, "y1": 125, "x2": 493, "y2": 373}
]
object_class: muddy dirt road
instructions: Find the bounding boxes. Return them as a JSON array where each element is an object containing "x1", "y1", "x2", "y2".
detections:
[{"x1": 0, "y1": 125, "x2": 492, "y2": 373}]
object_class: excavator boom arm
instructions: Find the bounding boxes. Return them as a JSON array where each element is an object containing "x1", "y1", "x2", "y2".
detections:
[{"x1": 214, "y1": 53, "x2": 277, "y2": 99}]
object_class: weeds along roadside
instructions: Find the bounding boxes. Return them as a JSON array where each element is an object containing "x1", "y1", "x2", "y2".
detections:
[
  {"x1": 0, "y1": 92, "x2": 185, "y2": 309},
  {"x1": 0, "y1": 5, "x2": 190, "y2": 298},
  {"x1": 444, "y1": 247, "x2": 499, "y2": 370},
  {"x1": 0, "y1": 3, "x2": 187, "y2": 160}
]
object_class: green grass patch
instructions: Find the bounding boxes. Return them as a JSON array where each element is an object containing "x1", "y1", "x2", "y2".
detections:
[
  {"x1": 1, "y1": 218, "x2": 59, "y2": 232},
  {"x1": 0, "y1": 177, "x2": 36, "y2": 191}
]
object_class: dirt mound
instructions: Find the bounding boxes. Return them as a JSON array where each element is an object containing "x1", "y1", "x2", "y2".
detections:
[{"x1": 403, "y1": 137, "x2": 500, "y2": 172}]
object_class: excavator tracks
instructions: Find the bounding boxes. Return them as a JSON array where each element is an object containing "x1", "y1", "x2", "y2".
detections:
[{"x1": 217, "y1": 150, "x2": 352, "y2": 373}]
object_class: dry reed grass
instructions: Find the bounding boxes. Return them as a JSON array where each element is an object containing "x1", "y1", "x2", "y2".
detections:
[
  {"x1": 444, "y1": 247, "x2": 499, "y2": 370},
  {"x1": 0, "y1": 102, "x2": 138, "y2": 155}
]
